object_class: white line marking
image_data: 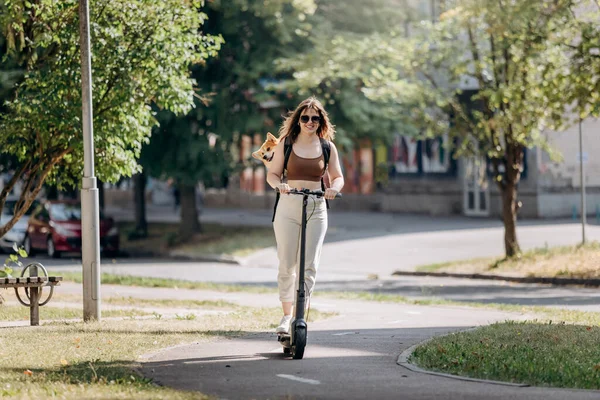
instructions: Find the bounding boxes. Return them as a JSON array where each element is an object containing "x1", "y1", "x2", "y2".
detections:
[
  {"x1": 332, "y1": 332, "x2": 358, "y2": 336},
  {"x1": 405, "y1": 311, "x2": 421, "y2": 315},
  {"x1": 277, "y1": 374, "x2": 321, "y2": 385},
  {"x1": 387, "y1": 320, "x2": 407, "y2": 324}
]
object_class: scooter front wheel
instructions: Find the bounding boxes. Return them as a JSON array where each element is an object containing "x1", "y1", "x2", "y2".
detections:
[{"x1": 292, "y1": 326, "x2": 307, "y2": 359}]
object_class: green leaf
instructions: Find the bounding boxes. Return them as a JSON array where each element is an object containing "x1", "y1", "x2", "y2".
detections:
[
  {"x1": 0, "y1": 266, "x2": 14, "y2": 278},
  {"x1": 0, "y1": 0, "x2": 220, "y2": 191}
]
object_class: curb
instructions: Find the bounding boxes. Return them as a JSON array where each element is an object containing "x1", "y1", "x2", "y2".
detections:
[
  {"x1": 392, "y1": 270, "x2": 600, "y2": 287},
  {"x1": 396, "y1": 328, "x2": 530, "y2": 388}
]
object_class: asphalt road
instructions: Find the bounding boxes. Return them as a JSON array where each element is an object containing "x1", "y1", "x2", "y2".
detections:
[{"x1": 109, "y1": 205, "x2": 600, "y2": 277}]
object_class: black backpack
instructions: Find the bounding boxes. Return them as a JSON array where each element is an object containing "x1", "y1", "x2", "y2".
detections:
[{"x1": 271, "y1": 136, "x2": 331, "y2": 222}]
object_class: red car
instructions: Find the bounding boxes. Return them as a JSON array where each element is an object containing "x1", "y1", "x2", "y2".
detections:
[{"x1": 24, "y1": 200, "x2": 120, "y2": 258}]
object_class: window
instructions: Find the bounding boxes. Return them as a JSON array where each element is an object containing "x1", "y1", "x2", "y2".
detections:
[{"x1": 388, "y1": 133, "x2": 457, "y2": 177}]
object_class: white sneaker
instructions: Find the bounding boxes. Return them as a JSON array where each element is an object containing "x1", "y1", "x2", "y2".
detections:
[{"x1": 276, "y1": 315, "x2": 292, "y2": 334}]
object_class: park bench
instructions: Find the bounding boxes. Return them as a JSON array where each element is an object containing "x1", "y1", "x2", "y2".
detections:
[{"x1": 0, "y1": 262, "x2": 62, "y2": 326}]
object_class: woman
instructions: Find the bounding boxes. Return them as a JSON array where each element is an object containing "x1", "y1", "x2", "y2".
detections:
[{"x1": 266, "y1": 97, "x2": 344, "y2": 334}]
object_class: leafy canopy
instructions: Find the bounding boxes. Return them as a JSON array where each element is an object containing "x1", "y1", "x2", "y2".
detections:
[
  {"x1": 141, "y1": 0, "x2": 317, "y2": 186},
  {"x1": 0, "y1": 0, "x2": 221, "y2": 236}
]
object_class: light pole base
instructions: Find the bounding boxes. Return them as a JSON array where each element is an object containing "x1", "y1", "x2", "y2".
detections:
[{"x1": 81, "y1": 185, "x2": 101, "y2": 321}]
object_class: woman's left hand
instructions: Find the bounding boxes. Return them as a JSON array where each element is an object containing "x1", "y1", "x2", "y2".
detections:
[{"x1": 324, "y1": 188, "x2": 339, "y2": 200}]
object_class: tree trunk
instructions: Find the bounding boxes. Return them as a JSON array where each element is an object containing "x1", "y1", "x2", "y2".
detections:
[
  {"x1": 179, "y1": 183, "x2": 200, "y2": 238},
  {"x1": 133, "y1": 172, "x2": 148, "y2": 238},
  {"x1": 501, "y1": 181, "x2": 520, "y2": 257},
  {"x1": 498, "y1": 143, "x2": 524, "y2": 258}
]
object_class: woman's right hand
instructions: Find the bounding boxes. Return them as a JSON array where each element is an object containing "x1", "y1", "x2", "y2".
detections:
[{"x1": 277, "y1": 183, "x2": 291, "y2": 194}]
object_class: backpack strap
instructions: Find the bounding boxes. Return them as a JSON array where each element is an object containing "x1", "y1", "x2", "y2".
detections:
[
  {"x1": 320, "y1": 137, "x2": 331, "y2": 170},
  {"x1": 282, "y1": 136, "x2": 293, "y2": 178},
  {"x1": 320, "y1": 138, "x2": 331, "y2": 210},
  {"x1": 272, "y1": 136, "x2": 293, "y2": 222}
]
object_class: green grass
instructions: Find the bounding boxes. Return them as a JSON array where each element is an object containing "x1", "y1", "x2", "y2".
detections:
[
  {"x1": 414, "y1": 261, "x2": 459, "y2": 273},
  {"x1": 174, "y1": 225, "x2": 275, "y2": 257},
  {"x1": 411, "y1": 321, "x2": 600, "y2": 389},
  {"x1": 118, "y1": 222, "x2": 275, "y2": 258},
  {"x1": 1, "y1": 292, "x2": 239, "y2": 311},
  {"x1": 0, "y1": 305, "x2": 336, "y2": 399},
  {"x1": 57, "y1": 271, "x2": 277, "y2": 294},
  {"x1": 103, "y1": 297, "x2": 239, "y2": 309},
  {"x1": 414, "y1": 241, "x2": 600, "y2": 278},
  {"x1": 0, "y1": 305, "x2": 152, "y2": 322}
]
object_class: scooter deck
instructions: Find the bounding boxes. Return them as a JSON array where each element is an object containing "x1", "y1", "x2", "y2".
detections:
[{"x1": 277, "y1": 333, "x2": 291, "y2": 348}]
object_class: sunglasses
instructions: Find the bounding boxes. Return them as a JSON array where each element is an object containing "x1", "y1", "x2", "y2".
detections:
[{"x1": 300, "y1": 115, "x2": 321, "y2": 124}]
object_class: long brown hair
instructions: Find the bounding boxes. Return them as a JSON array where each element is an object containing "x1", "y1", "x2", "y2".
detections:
[{"x1": 278, "y1": 97, "x2": 335, "y2": 142}]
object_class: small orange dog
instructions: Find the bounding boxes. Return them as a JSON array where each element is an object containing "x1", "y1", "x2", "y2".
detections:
[{"x1": 252, "y1": 132, "x2": 279, "y2": 168}]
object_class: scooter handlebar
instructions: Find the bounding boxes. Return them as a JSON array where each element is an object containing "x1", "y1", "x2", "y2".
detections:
[{"x1": 277, "y1": 188, "x2": 342, "y2": 198}]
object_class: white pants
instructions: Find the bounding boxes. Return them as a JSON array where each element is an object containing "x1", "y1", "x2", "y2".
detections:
[{"x1": 273, "y1": 194, "x2": 328, "y2": 303}]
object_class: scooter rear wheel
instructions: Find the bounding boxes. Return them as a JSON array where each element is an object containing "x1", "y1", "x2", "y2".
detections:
[{"x1": 292, "y1": 326, "x2": 307, "y2": 359}]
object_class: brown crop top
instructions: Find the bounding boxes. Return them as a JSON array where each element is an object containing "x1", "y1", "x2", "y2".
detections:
[{"x1": 286, "y1": 150, "x2": 326, "y2": 182}]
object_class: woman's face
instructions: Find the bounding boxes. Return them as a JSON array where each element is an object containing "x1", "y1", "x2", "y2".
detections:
[{"x1": 299, "y1": 107, "x2": 321, "y2": 135}]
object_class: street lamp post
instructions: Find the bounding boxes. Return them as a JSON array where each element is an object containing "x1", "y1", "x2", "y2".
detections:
[
  {"x1": 79, "y1": 0, "x2": 101, "y2": 321},
  {"x1": 579, "y1": 118, "x2": 586, "y2": 244}
]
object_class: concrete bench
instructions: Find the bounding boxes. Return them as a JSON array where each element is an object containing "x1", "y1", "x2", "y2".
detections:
[{"x1": 0, "y1": 262, "x2": 62, "y2": 326}]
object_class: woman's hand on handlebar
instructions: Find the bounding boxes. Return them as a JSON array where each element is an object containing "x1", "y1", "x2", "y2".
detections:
[
  {"x1": 324, "y1": 188, "x2": 340, "y2": 200},
  {"x1": 277, "y1": 183, "x2": 291, "y2": 194}
]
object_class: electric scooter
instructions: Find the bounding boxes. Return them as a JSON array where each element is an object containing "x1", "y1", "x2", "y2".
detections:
[{"x1": 277, "y1": 188, "x2": 341, "y2": 359}]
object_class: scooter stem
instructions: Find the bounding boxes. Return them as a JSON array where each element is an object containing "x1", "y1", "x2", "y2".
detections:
[{"x1": 295, "y1": 193, "x2": 308, "y2": 321}]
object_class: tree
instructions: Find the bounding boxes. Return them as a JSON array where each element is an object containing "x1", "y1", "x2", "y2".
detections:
[
  {"x1": 140, "y1": 110, "x2": 228, "y2": 238},
  {"x1": 139, "y1": 0, "x2": 316, "y2": 237},
  {"x1": 275, "y1": 0, "x2": 417, "y2": 148},
  {"x1": 561, "y1": 1, "x2": 600, "y2": 118},
  {"x1": 289, "y1": 0, "x2": 585, "y2": 258},
  {"x1": 371, "y1": 0, "x2": 586, "y2": 257},
  {"x1": 0, "y1": 0, "x2": 221, "y2": 237}
]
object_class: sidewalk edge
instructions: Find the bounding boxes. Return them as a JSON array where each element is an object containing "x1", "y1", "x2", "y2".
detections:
[{"x1": 392, "y1": 271, "x2": 600, "y2": 287}]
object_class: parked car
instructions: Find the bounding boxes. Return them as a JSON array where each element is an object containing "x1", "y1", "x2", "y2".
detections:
[
  {"x1": 24, "y1": 200, "x2": 120, "y2": 258},
  {"x1": 0, "y1": 197, "x2": 41, "y2": 253}
]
